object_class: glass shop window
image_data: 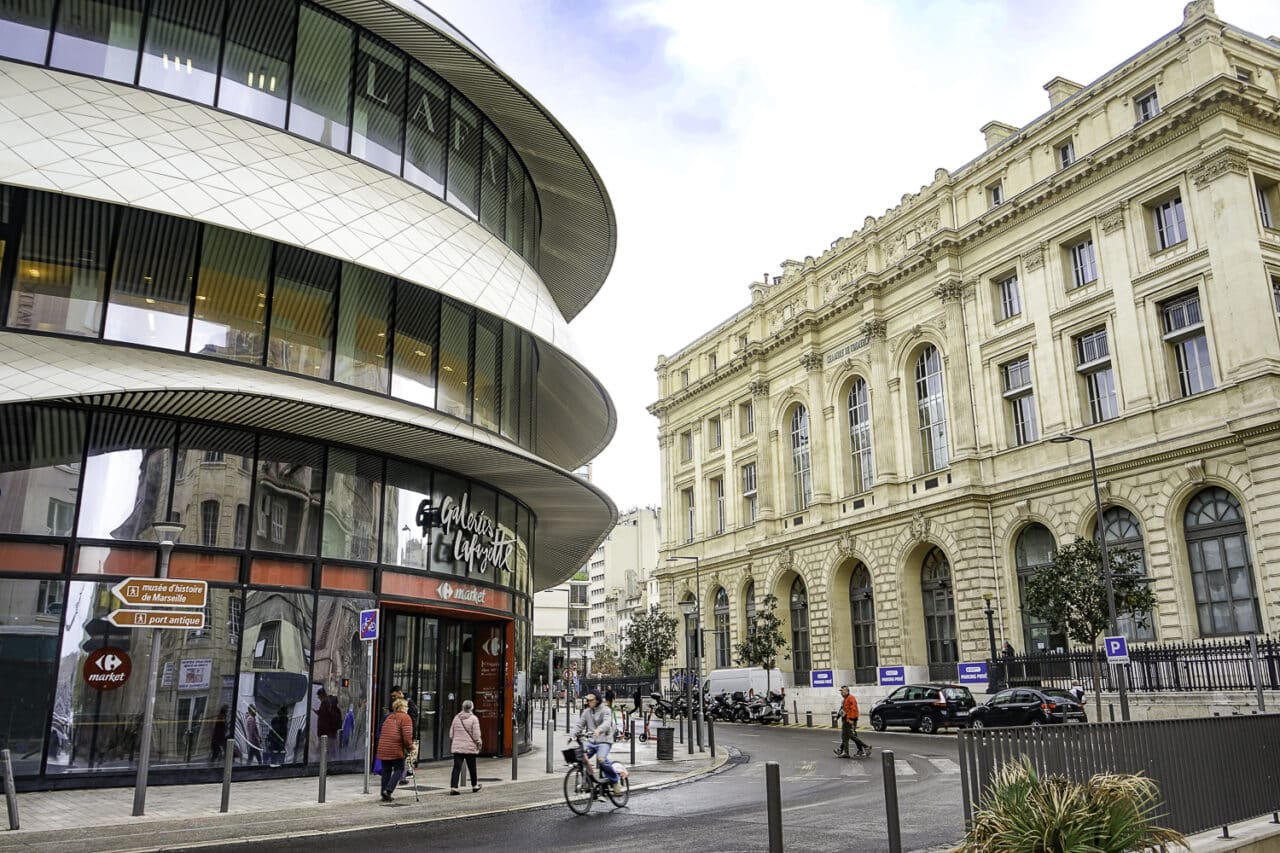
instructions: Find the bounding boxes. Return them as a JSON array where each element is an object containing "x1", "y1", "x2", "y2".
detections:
[
  {"x1": 473, "y1": 316, "x2": 500, "y2": 432},
  {"x1": 190, "y1": 225, "x2": 269, "y2": 364},
  {"x1": 0, "y1": 406, "x2": 85, "y2": 537},
  {"x1": 103, "y1": 209, "x2": 200, "y2": 351},
  {"x1": 351, "y1": 33, "x2": 405, "y2": 174},
  {"x1": 218, "y1": 0, "x2": 294, "y2": 128},
  {"x1": 322, "y1": 449, "x2": 381, "y2": 563},
  {"x1": 253, "y1": 436, "x2": 323, "y2": 556},
  {"x1": 267, "y1": 246, "x2": 337, "y2": 380},
  {"x1": 404, "y1": 63, "x2": 449, "y2": 196},
  {"x1": 334, "y1": 264, "x2": 391, "y2": 393},
  {"x1": 138, "y1": 0, "x2": 224, "y2": 104},
  {"x1": 77, "y1": 413, "x2": 176, "y2": 542},
  {"x1": 383, "y1": 460, "x2": 432, "y2": 570},
  {"x1": 446, "y1": 97, "x2": 481, "y2": 217},
  {"x1": 390, "y1": 283, "x2": 438, "y2": 409},
  {"x1": 437, "y1": 298, "x2": 472, "y2": 421},
  {"x1": 288, "y1": 4, "x2": 353, "y2": 151},
  {"x1": 50, "y1": 0, "x2": 144, "y2": 84},
  {"x1": 174, "y1": 425, "x2": 253, "y2": 550}
]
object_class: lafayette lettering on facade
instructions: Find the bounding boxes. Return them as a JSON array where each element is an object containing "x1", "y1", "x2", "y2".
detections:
[
  {"x1": 418, "y1": 495, "x2": 514, "y2": 576},
  {"x1": 825, "y1": 335, "x2": 871, "y2": 365}
]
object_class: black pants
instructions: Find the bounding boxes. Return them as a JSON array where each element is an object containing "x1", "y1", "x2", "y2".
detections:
[
  {"x1": 451, "y1": 753, "x2": 477, "y2": 788},
  {"x1": 841, "y1": 719, "x2": 868, "y2": 755},
  {"x1": 380, "y1": 757, "x2": 405, "y2": 794}
]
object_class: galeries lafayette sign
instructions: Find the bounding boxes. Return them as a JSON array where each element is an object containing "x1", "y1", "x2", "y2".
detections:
[{"x1": 417, "y1": 494, "x2": 515, "y2": 577}]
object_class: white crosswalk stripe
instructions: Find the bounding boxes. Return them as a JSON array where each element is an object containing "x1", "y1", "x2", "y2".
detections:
[{"x1": 928, "y1": 758, "x2": 961, "y2": 774}]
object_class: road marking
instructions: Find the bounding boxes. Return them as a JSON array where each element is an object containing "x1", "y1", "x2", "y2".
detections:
[
  {"x1": 928, "y1": 758, "x2": 960, "y2": 774},
  {"x1": 839, "y1": 762, "x2": 870, "y2": 777},
  {"x1": 795, "y1": 761, "x2": 816, "y2": 773},
  {"x1": 891, "y1": 762, "x2": 917, "y2": 776},
  {"x1": 783, "y1": 797, "x2": 846, "y2": 812}
]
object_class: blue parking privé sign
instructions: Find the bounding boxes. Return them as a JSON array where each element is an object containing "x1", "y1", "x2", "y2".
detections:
[
  {"x1": 878, "y1": 666, "x2": 906, "y2": 687},
  {"x1": 1104, "y1": 635, "x2": 1129, "y2": 663},
  {"x1": 957, "y1": 662, "x2": 988, "y2": 685},
  {"x1": 359, "y1": 609, "x2": 379, "y2": 641},
  {"x1": 810, "y1": 669, "x2": 834, "y2": 689}
]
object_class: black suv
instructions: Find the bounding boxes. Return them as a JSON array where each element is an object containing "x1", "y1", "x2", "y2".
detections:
[
  {"x1": 869, "y1": 684, "x2": 975, "y2": 734},
  {"x1": 968, "y1": 686, "x2": 1087, "y2": 729}
]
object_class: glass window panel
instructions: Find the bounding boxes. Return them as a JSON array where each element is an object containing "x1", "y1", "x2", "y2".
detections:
[
  {"x1": 103, "y1": 209, "x2": 199, "y2": 350},
  {"x1": 391, "y1": 283, "x2": 438, "y2": 408},
  {"x1": 480, "y1": 122, "x2": 506, "y2": 234},
  {"x1": 0, "y1": 406, "x2": 84, "y2": 536},
  {"x1": 446, "y1": 97, "x2": 480, "y2": 217},
  {"x1": 1233, "y1": 601, "x2": 1258, "y2": 633},
  {"x1": 0, "y1": 0, "x2": 55, "y2": 62},
  {"x1": 429, "y1": 471, "x2": 466, "y2": 576},
  {"x1": 288, "y1": 5, "x2": 352, "y2": 150},
  {"x1": 1228, "y1": 564, "x2": 1252, "y2": 599},
  {"x1": 404, "y1": 63, "x2": 448, "y2": 195},
  {"x1": 505, "y1": 149, "x2": 523, "y2": 250},
  {"x1": 7, "y1": 191, "x2": 113, "y2": 337},
  {"x1": 473, "y1": 316, "x2": 499, "y2": 432},
  {"x1": 138, "y1": 0, "x2": 222, "y2": 104},
  {"x1": 500, "y1": 323, "x2": 519, "y2": 441},
  {"x1": 322, "y1": 449, "x2": 380, "y2": 563},
  {"x1": 520, "y1": 333, "x2": 536, "y2": 448},
  {"x1": 497, "y1": 494, "x2": 516, "y2": 589},
  {"x1": 1223, "y1": 534, "x2": 1245, "y2": 569},
  {"x1": 1201, "y1": 541, "x2": 1223, "y2": 572},
  {"x1": 50, "y1": 0, "x2": 142, "y2": 83},
  {"x1": 334, "y1": 263, "x2": 390, "y2": 392},
  {"x1": 1206, "y1": 570, "x2": 1227, "y2": 601},
  {"x1": 0, "y1": 578, "x2": 61, "y2": 775},
  {"x1": 267, "y1": 246, "x2": 337, "y2": 379},
  {"x1": 465, "y1": 483, "x2": 498, "y2": 580},
  {"x1": 1211, "y1": 601, "x2": 1231, "y2": 632},
  {"x1": 522, "y1": 174, "x2": 537, "y2": 265},
  {"x1": 437, "y1": 299, "x2": 472, "y2": 420},
  {"x1": 238, "y1": 590, "x2": 314, "y2": 766},
  {"x1": 382, "y1": 460, "x2": 430, "y2": 570},
  {"x1": 173, "y1": 425, "x2": 253, "y2": 550},
  {"x1": 351, "y1": 34, "x2": 405, "y2": 173},
  {"x1": 253, "y1": 437, "x2": 322, "y2": 556},
  {"x1": 515, "y1": 504, "x2": 531, "y2": 596},
  {"x1": 77, "y1": 414, "x2": 174, "y2": 541},
  {"x1": 190, "y1": 226, "x2": 268, "y2": 363},
  {"x1": 309, "y1": 594, "x2": 374, "y2": 763},
  {"x1": 218, "y1": 0, "x2": 293, "y2": 127}
]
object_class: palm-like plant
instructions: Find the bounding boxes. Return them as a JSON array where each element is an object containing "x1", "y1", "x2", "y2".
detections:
[{"x1": 956, "y1": 758, "x2": 1187, "y2": 852}]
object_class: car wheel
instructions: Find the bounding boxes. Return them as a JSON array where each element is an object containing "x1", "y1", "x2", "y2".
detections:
[
  {"x1": 870, "y1": 713, "x2": 886, "y2": 732},
  {"x1": 971, "y1": 718, "x2": 986, "y2": 729},
  {"x1": 1029, "y1": 719, "x2": 1043, "y2": 728},
  {"x1": 919, "y1": 714, "x2": 937, "y2": 735}
]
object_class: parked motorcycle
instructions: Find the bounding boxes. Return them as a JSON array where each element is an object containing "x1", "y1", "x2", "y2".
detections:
[
  {"x1": 706, "y1": 691, "x2": 735, "y2": 721},
  {"x1": 649, "y1": 691, "x2": 677, "y2": 721}
]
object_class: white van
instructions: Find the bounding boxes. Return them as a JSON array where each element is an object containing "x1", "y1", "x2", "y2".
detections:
[{"x1": 706, "y1": 667, "x2": 787, "y2": 698}]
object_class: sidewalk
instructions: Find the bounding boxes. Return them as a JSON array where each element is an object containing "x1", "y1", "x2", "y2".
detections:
[{"x1": 0, "y1": 721, "x2": 726, "y2": 853}]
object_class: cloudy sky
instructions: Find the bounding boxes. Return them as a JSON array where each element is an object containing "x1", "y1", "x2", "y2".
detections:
[{"x1": 430, "y1": 0, "x2": 1280, "y2": 513}]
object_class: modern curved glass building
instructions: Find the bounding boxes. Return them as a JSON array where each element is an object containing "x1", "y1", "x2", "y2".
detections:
[{"x1": 0, "y1": 0, "x2": 616, "y2": 788}]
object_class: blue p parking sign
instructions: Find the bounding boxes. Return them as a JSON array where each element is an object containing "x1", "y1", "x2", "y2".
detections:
[{"x1": 1104, "y1": 635, "x2": 1129, "y2": 663}]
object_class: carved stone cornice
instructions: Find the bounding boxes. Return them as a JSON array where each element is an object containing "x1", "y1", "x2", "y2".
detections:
[
  {"x1": 1190, "y1": 146, "x2": 1250, "y2": 188},
  {"x1": 860, "y1": 319, "x2": 888, "y2": 341},
  {"x1": 799, "y1": 350, "x2": 824, "y2": 372},
  {"x1": 749, "y1": 378, "x2": 770, "y2": 397},
  {"x1": 934, "y1": 280, "x2": 965, "y2": 303},
  {"x1": 1099, "y1": 205, "x2": 1126, "y2": 234},
  {"x1": 1022, "y1": 244, "x2": 1045, "y2": 271}
]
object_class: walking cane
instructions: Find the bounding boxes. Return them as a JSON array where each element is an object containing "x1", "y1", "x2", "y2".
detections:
[{"x1": 409, "y1": 740, "x2": 421, "y2": 803}]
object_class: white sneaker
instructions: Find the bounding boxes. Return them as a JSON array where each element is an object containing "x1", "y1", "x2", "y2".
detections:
[{"x1": 611, "y1": 782, "x2": 623, "y2": 794}]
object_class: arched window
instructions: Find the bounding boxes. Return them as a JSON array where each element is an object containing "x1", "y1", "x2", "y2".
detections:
[
  {"x1": 200, "y1": 498, "x2": 220, "y2": 547},
  {"x1": 790, "y1": 406, "x2": 812, "y2": 511},
  {"x1": 848, "y1": 563, "x2": 877, "y2": 684},
  {"x1": 1015, "y1": 524, "x2": 1066, "y2": 652},
  {"x1": 914, "y1": 345, "x2": 949, "y2": 473},
  {"x1": 1184, "y1": 487, "x2": 1260, "y2": 636},
  {"x1": 921, "y1": 547, "x2": 957, "y2": 678},
  {"x1": 1094, "y1": 507, "x2": 1156, "y2": 642},
  {"x1": 847, "y1": 378, "x2": 874, "y2": 494},
  {"x1": 744, "y1": 580, "x2": 756, "y2": 630},
  {"x1": 789, "y1": 577, "x2": 811, "y2": 685},
  {"x1": 713, "y1": 588, "x2": 730, "y2": 668}
]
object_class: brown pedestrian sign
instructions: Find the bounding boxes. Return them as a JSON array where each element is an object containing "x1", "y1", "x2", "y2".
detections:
[
  {"x1": 111, "y1": 577, "x2": 207, "y2": 609},
  {"x1": 83, "y1": 646, "x2": 132, "y2": 691},
  {"x1": 107, "y1": 609, "x2": 206, "y2": 630}
]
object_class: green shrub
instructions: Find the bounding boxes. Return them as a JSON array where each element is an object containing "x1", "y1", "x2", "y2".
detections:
[{"x1": 956, "y1": 757, "x2": 1188, "y2": 853}]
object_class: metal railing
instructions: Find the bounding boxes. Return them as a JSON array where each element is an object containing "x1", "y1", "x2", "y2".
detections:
[
  {"x1": 957, "y1": 715, "x2": 1280, "y2": 836},
  {"x1": 928, "y1": 661, "x2": 958, "y2": 682}
]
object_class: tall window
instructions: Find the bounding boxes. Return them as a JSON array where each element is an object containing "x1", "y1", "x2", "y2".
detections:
[
  {"x1": 1135, "y1": 89, "x2": 1160, "y2": 123},
  {"x1": 682, "y1": 487, "x2": 695, "y2": 543},
  {"x1": 914, "y1": 345, "x2": 949, "y2": 472},
  {"x1": 789, "y1": 577, "x2": 810, "y2": 685},
  {"x1": 848, "y1": 563, "x2": 877, "y2": 684},
  {"x1": 1002, "y1": 357, "x2": 1038, "y2": 445},
  {"x1": 138, "y1": 0, "x2": 223, "y2": 105},
  {"x1": 1068, "y1": 238, "x2": 1098, "y2": 288},
  {"x1": 351, "y1": 34, "x2": 406, "y2": 174},
  {"x1": 1076, "y1": 328, "x2": 1118, "y2": 423},
  {"x1": 744, "y1": 581, "x2": 756, "y2": 630},
  {"x1": 1184, "y1": 487, "x2": 1260, "y2": 636},
  {"x1": 790, "y1": 406, "x2": 812, "y2": 511},
  {"x1": 711, "y1": 476, "x2": 725, "y2": 534},
  {"x1": 1161, "y1": 292, "x2": 1213, "y2": 396},
  {"x1": 713, "y1": 588, "x2": 730, "y2": 669},
  {"x1": 680, "y1": 430, "x2": 693, "y2": 462},
  {"x1": 739, "y1": 400, "x2": 754, "y2": 435},
  {"x1": 1057, "y1": 139, "x2": 1075, "y2": 169},
  {"x1": 847, "y1": 378, "x2": 874, "y2": 494},
  {"x1": 267, "y1": 247, "x2": 337, "y2": 379},
  {"x1": 921, "y1": 548, "x2": 957, "y2": 673},
  {"x1": 1094, "y1": 507, "x2": 1156, "y2": 642},
  {"x1": 1015, "y1": 525, "x2": 1065, "y2": 652},
  {"x1": 200, "y1": 499, "x2": 220, "y2": 548},
  {"x1": 1257, "y1": 181, "x2": 1274, "y2": 229},
  {"x1": 37, "y1": 579, "x2": 65, "y2": 615},
  {"x1": 997, "y1": 274, "x2": 1022, "y2": 320},
  {"x1": 218, "y1": 0, "x2": 294, "y2": 128},
  {"x1": 288, "y1": 5, "x2": 353, "y2": 150},
  {"x1": 1152, "y1": 195, "x2": 1187, "y2": 250},
  {"x1": 741, "y1": 462, "x2": 758, "y2": 524},
  {"x1": 708, "y1": 416, "x2": 722, "y2": 450}
]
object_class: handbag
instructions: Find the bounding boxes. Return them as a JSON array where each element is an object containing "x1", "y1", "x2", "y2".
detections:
[{"x1": 373, "y1": 757, "x2": 383, "y2": 774}]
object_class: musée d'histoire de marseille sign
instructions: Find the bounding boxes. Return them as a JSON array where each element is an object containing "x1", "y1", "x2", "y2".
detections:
[{"x1": 416, "y1": 493, "x2": 515, "y2": 580}]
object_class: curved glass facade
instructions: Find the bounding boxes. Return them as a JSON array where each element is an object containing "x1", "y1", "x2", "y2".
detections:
[
  {"x1": 0, "y1": 0, "x2": 540, "y2": 265},
  {"x1": 0, "y1": 185, "x2": 540, "y2": 449}
]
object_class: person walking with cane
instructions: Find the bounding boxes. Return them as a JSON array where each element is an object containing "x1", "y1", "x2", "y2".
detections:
[{"x1": 833, "y1": 685, "x2": 870, "y2": 758}]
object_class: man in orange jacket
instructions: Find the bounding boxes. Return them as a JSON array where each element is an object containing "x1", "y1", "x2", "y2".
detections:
[{"x1": 834, "y1": 685, "x2": 871, "y2": 758}]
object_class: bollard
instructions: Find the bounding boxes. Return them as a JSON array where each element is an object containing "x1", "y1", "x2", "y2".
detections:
[
  {"x1": 882, "y1": 750, "x2": 902, "y2": 853},
  {"x1": 806, "y1": 710, "x2": 813, "y2": 728},
  {"x1": 630, "y1": 717, "x2": 636, "y2": 766},
  {"x1": 765, "y1": 761, "x2": 784, "y2": 853},
  {"x1": 511, "y1": 724, "x2": 518, "y2": 781},
  {"x1": 793, "y1": 701, "x2": 798, "y2": 725},
  {"x1": 708, "y1": 716, "x2": 716, "y2": 758},
  {"x1": 679, "y1": 714, "x2": 685, "y2": 744},
  {"x1": 546, "y1": 708, "x2": 556, "y2": 774},
  {"x1": 219, "y1": 745, "x2": 233, "y2": 813},
  {"x1": 783, "y1": 708, "x2": 790, "y2": 725},
  {"x1": 318, "y1": 736, "x2": 328, "y2": 803},
  {"x1": 2, "y1": 749, "x2": 18, "y2": 830}
]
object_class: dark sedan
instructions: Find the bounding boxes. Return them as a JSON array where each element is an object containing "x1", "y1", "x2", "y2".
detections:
[
  {"x1": 968, "y1": 687, "x2": 1088, "y2": 728},
  {"x1": 869, "y1": 684, "x2": 975, "y2": 734}
]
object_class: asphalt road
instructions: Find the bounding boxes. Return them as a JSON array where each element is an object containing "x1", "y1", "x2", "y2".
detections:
[{"x1": 191, "y1": 724, "x2": 966, "y2": 852}]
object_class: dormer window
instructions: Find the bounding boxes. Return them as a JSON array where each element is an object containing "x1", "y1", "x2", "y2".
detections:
[{"x1": 988, "y1": 181, "x2": 1005, "y2": 208}]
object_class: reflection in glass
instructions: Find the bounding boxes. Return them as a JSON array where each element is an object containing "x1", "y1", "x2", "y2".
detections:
[
  {"x1": 289, "y1": 5, "x2": 352, "y2": 151},
  {"x1": 238, "y1": 590, "x2": 314, "y2": 766},
  {"x1": 480, "y1": 122, "x2": 507, "y2": 234},
  {"x1": 351, "y1": 34, "x2": 405, "y2": 174},
  {"x1": 404, "y1": 65, "x2": 448, "y2": 196},
  {"x1": 218, "y1": 0, "x2": 293, "y2": 128},
  {"x1": 103, "y1": 209, "x2": 199, "y2": 350},
  {"x1": 500, "y1": 324, "x2": 519, "y2": 442},
  {"x1": 505, "y1": 148, "x2": 523, "y2": 251},
  {"x1": 446, "y1": 98, "x2": 481, "y2": 217},
  {"x1": 190, "y1": 226, "x2": 269, "y2": 363},
  {"x1": 0, "y1": 406, "x2": 84, "y2": 536},
  {"x1": 0, "y1": 578, "x2": 61, "y2": 775},
  {"x1": 520, "y1": 334, "x2": 536, "y2": 448},
  {"x1": 438, "y1": 299, "x2": 471, "y2": 420},
  {"x1": 497, "y1": 495, "x2": 517, "y2": 587},
  {"x1": 522, "y1": 174, "x2": 538, "y2": 267},
  {"x1": 473, "y1": 316, "x2": 499, "y2": 432},
  {"x1": 516, "y1": 505, "x2": 531, "y2": 597},
  {"x1": 174, "y1": 425, "x2": 253, "y2": 550},
  {"x1": 334, "y1": 264, "x2": 390, "y2": 392},
  {"x1": 77, "y1": 414, "x2": 175, "y2": 541},
  {"x1": 253, "y1": 437, "x2": 322, "y2": 556},
  {"x1": 7, "y1": 192, "x2": 113, "y2": 337},
  {"x1": 50, "y1": 0, "x2": 143, "y2": 83},
  {"x1": 383, "y1": 460, "x2": 431, "y2": 570},
  {"x1": 0, "y1": 0, "x2": 55, "y2": 62},
  {"x1": 267, "y1": 247, "x2": 337, "y2": 379},
  {"x1": 138, "y1": 0, "x2": 223, "y2": 104},
  {"x1": 310, "y1": 595, "x2": 374, "y2": 763},
  {"x1": 429, "y1": 471, "x2": 466, "y2": 576},
  {"x1": 322, "y1": 450, "x2": 380, "y2": 563},
  {"x1": 391, "y1": 284, "x2": 438, "y2": 408}
]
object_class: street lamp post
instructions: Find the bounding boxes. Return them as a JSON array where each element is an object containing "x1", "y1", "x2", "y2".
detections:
[
  {"x1": 982, "y1": 592, "x2": 1001, "y2": 693},
  {"x1": 562, "y1": 632, "x2": 576, "y2": 734},
  {"x1": 133, "y1": 521, "x2": 185, "y2": 817},
  {"x1": 1050, "y1": 434, "x2": 1131, "y2": 721},
  {"x1": 678, "y1": 598, "x2": 696, "y2": 755},
  {"x1": 667, "y1": 555, "x2": 704, "y2": 752}
]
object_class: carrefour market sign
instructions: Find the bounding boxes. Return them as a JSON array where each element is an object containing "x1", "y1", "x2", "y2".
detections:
[{"x1": 417, "y1": 494, "x2": 514, "y2": 577}]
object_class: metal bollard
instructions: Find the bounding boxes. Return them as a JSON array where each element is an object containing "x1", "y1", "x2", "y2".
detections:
[
  {"x1": 630, "y1": 717, "x2": 636, "y2": 765},
  {"x1": 882, "y1": 750, "x2": 902, "y2": 853},
  {"x1": 708, "y1": 716, "x2": 716, "y2": 758},
  {"x1": 793, "y1": 701, "x2": 798, "y2": 725},
  {"x1": 318, "y1": 736, "x2": 328, "y2": 803},
  {"x1": 783, "y1": 709, "x2": 789, "y2": 725},
  {"x1": 806, "y1": 710, "x2": 813, "y2": 728},
  {"x1": 2, "y1": 749, "x2": 18, "y2": 830},
  {"x1": 219, "y1": 745, "x2": 233, "y2": 813},
  {"x1": 546, "y1": 708, "x2": 556, "y2": 773},
  {"x1": 765, "y1": 761, "x2": 784, "y2": 853},
  {"x1": 511, "y1": 725, "x2": 518, "y2": 781}
]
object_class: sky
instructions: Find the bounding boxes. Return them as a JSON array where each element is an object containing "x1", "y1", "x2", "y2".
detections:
[{"x1": 428, "y1": 0, "x2": 1280, "y2": 513}]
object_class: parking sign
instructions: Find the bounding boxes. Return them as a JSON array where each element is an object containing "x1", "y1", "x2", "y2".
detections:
[
  {"x1": 359, "y1": 609, "x2": 379, "y2": 641},
  {"x1": 1104, "y1": 635, "x2": 1129, "y2": 664},
  {"x1": 810, "y1": 669, "x2": 834, "y2": 689},
  {"x1": 878, "y1": 666, "x2": 906, "y2": 687},
  {"x1": 957, "y1": 662, "x2": 988, "y2": 685}
]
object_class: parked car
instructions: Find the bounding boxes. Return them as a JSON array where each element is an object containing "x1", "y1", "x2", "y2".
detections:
[
  {"x1": 968, "y1": 687, "x2": 1088, "y2": 728},
  {"x1": 869, "y1": 684, "x2": 975, "y2": 734}
]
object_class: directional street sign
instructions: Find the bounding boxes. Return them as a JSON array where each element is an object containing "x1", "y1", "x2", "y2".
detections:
[
  {"x1": 112, "y1": 577, "x2": 207, "y2": 609},
  {"x1": 1104, "y1": 635, "x2": 1130, "y2": 664},
  {"x1": 359, "y1": 609, "x2": 379, "y2": 641},
  {"x1": 107, "y1": 609, "x2": 206, "y2": 630}
]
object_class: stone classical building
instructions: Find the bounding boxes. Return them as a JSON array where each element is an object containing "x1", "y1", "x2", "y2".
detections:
[{"x1": 650, "y1": 1, "x2": 1280, "y2": 693}]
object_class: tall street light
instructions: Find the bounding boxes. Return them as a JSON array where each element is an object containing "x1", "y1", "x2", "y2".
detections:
[
  {"x1": 133, "y1": 520, "x2": 184, "y2": 817},
  {"x1": 982, "y1": 592, "x2": 1001, "y2": 693},
  {"x1": 1050, "y1": 434, "x2": 1130, "y2": 721},
  {"x1": 666, "y1": 555, "x2": 704, "y2": 752}
]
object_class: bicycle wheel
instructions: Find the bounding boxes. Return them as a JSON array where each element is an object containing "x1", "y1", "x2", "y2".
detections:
[
  {"x1": 563, "y1": 765, "x2": 594, "y2": 815},
  {"x1": 606, "y1": 775, "x2": 630, "y2": 808}
]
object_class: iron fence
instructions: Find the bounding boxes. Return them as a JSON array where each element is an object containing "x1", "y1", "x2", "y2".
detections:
[
  {"x1": 928, "y1": 661, "x2": 958, "y2": 682},
  {"x1": 583, "y1": 675, "x2": 658, "y2": 701},
  {"x1": 957, "y1": 714, "x2": 1280, "y2": 836},
  {"x1": 1000, "y1": 634, "x2": 1280, "y2": 693}
]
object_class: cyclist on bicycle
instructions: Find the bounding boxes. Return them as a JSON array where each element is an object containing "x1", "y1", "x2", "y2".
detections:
[{"x1": 571, "y1": 690, "x2": 621, "y2": 793}]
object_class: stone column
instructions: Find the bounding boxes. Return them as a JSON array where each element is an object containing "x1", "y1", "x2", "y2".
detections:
[
  {"x1": 800, "y1": 349, "x2": 831, "y2": 505},
  {"x1": 1096, "y1": 204, "x2": 1154, "y2": 408},
  {"x1": 934, "y1": 280, "x2": 977, "y2": 459},
  {"x1": 1019, "y1": 244, "x2": 1066, "y2": 437},
  {"x1": 750, "y1": 379, "x2": 775, "y2": 521},
  {"x1": 864, "y1": 319, "x2": 897, "y2": 483}
]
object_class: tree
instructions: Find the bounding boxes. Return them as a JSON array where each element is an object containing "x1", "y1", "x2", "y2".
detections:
[
  {"x1": 622, "y1": 605, "x2": 678, "y2": 675},
  {"x1": 733, "y1": 592, "x2": 790, "y2": 694},
  {"x1": 1023, "y1": 537, "x2": 1156, "y2": 719},
  {"x1": 592, "y1": 645, "x2": 622, "y2": 676}
]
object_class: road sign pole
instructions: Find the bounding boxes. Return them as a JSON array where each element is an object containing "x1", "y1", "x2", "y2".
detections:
[
  {"x1": 363, "y1": 638, "x2": 374, "y2": 795},
  {"x1": 132, "y1": 538, "x2": 177, "y2": 817}
]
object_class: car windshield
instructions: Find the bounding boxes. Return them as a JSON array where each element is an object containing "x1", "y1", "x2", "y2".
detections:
[
  {"x1": 1042, "y1": 689, "x2": 1076, "y2": 701},
  {"x1": 941, "y1": 687, "x2": 972, "y2": 701}
]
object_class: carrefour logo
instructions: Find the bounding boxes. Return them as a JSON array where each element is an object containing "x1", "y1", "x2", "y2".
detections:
[{"x1": 438, "y1": 581, "x2": 488, "y2": 606}]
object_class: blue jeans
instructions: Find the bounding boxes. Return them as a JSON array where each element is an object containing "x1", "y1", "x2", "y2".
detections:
[{"x1": 586, "y1": 741, "x2": 617, "y2": 782}]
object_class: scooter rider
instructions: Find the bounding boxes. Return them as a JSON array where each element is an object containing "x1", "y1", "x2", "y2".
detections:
[{"x1": 572, "y1": 691, "x2": 622, "y2": 793}]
